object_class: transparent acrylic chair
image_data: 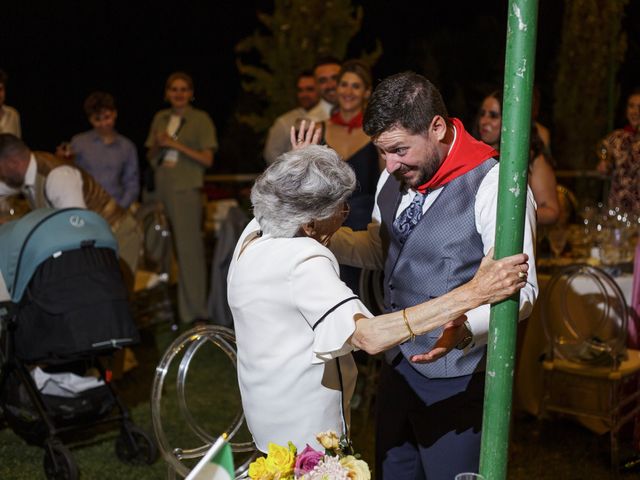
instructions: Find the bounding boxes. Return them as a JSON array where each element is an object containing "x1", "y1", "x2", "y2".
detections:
[
  {"x1": 131, "y1": 201, "x2": 176, "y2": 330},
  {"x1": 151, "y1": 325, "x2": 257, "y2": 479},
  {"x1": 540, "y1": 264, "x2": 640, "y2": 472}
]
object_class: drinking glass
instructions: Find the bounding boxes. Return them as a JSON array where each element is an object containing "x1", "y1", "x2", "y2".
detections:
[
  {"x1": 567, "y1": 224, "x2": 589, "y2": 258},
  {"x1": 455, "y1": 474, "x2": 485, "y2": 480},
  {"x1": 601, "y1": 227, "x2": 629, "y2": 265},
  {"x1": 547, "y1": 227, "x2": 568, "y2": 258}
]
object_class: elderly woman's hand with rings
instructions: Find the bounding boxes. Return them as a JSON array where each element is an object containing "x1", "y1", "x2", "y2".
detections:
[
  {"x1": 290, "y1": 119, "x2": 322, "y2": 150},
  {"x1": 467, "y1": 248, "x2": 529, "y2": 305}
]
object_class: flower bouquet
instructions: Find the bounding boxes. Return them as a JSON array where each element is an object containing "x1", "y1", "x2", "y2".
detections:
[{"x1": 248, "y1": 431, "x2": 371, "y2": 480}]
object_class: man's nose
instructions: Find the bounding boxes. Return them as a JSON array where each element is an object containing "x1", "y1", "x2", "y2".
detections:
[{"x1": 385, "y1": 155, "x2": 401, "y2": 173}]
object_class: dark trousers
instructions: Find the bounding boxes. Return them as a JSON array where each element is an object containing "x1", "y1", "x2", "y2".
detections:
[{"x1": 375, "y1": 356, "x2": 485, "y2": 480}]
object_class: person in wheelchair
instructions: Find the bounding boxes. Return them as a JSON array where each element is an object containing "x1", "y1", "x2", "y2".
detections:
[
  {"x1": 0, "y1": 133, "x2": 141, "y2": 283},
  {"x1": 227, "y1": 144, "x2": 530, "y2": 453}
]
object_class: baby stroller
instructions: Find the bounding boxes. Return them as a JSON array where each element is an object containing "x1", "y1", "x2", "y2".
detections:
[{"x1": 0, "y1": 208, "x2": 158, "y2": 479}]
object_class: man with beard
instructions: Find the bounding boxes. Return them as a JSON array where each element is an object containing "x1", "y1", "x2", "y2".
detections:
[{"x1": 329, "y1": 72, "x2": 538, "y2": 479}]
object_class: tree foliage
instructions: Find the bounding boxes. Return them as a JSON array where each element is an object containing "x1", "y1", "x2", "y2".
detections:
[
  {"x1": 553, "y1": 0, "x2": 627, "y2": 169},
  {"x1": 235, "y1": 0, "x2": 382, "y2": 132}
]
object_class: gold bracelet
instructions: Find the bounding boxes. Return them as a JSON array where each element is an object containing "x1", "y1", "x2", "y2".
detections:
[{"x1": 402, "y1": 308, "x2": 417, "y2": 342}]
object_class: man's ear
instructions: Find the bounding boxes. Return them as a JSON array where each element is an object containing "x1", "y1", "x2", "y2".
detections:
[{"x1": 430, "y1": 115, "x2": 447, "y2": 142}]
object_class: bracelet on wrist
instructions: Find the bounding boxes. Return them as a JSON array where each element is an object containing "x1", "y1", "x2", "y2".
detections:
[{"x1": 402, "y1": 308, "x2": 417, "y2": 342}]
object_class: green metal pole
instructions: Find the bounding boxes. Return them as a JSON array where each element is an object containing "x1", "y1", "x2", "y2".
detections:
[{"x1": 479, "y1": 1, "x2": 538, "y2": 479}]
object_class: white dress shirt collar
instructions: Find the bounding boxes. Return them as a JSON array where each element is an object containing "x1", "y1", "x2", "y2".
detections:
[{"x1": 23, "y1": 153, "x2": 37, "y2": 189}]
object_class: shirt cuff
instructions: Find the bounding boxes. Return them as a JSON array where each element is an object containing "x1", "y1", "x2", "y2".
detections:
[{"x1": 464, "y1": 304, "x2": 490, "y2": 350}]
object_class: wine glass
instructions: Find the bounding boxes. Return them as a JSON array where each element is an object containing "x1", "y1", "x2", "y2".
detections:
[{"x1": 547, "y1": 227, "x2": 568, "y2": 259}]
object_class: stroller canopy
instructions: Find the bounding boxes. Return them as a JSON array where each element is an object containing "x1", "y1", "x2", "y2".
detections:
[{"x1": 0, "y1": 208, "x2": 117, "y2": 303}]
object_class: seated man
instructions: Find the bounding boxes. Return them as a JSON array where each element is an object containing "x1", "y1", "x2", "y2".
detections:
[
  {"x1": 0, "y1": 133, "x2": 141, "y2": 284},
  {"x1": 67, "y1": 91, "x2": 139, "y2": 209}
]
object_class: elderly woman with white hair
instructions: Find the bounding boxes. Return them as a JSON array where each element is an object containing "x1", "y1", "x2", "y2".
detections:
[{"x1": 227, "y1": 144, "x2": 529, "y2": 454}]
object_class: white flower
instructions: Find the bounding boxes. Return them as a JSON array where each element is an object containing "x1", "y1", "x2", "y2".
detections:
[{"x1": 304, "y1": 455, "x2": 349, "y2": 480}]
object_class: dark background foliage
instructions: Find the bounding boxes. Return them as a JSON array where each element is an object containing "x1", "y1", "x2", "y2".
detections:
[{"x1": 0, "y1": 1, "x2": 638, "y2": 174}]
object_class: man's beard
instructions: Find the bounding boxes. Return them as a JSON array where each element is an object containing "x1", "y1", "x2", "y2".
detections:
[{"x1": 393, "y1": 148, "x2": 442, "y2": 190}]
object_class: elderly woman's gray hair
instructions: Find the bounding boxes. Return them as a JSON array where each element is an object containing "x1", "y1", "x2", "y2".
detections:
[{"x1": 251, "y1": 145, "x2": 356, "y2": 237}]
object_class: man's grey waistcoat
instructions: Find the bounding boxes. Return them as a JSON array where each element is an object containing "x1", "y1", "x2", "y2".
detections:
[{"x1": 378, "y1": 158, "x2": 497, "y2": 378}]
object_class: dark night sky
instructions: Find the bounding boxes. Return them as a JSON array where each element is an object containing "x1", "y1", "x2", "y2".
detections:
[{"x1": 1, "y1": 1, "x2": 637, "y2": 171}]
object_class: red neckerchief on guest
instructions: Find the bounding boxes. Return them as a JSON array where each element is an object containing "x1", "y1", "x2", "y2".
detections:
[
  {"x1": 416, "y1": 118, "x2": 498, "y2": 194},
  {"x1": 330, "y1": 110, "x2": 363, "y2": 133},
  {"x1": 623, "y1": 124, "x2": 639, "y2": 134}
]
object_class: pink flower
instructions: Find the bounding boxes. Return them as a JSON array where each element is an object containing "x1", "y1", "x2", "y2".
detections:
[{"x1": 294, "y1": 444, "x2": 324, "y2": 476}]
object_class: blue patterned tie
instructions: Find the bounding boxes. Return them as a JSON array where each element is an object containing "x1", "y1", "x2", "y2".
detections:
[{"x1": 392, "y1": 192, "x2": 426, "y2": 244}]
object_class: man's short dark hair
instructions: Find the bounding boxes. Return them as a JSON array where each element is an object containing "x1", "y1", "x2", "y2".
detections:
[
  {"x1": 84, "y1": 91, "x2": 116, "y2": 117},
  {"x1": 0, "y1": 69, "x2": 8, "y2": 87},
  {"x1": 313, "y1": 56, "x2": 342, "y2": 73},
  {"x1": 0, "y1": 133, "x2": 28, "y2": 160},
  {"x1": 297, "y1": 70, "x2": 314, "y2": 83},
  {"x1": 363, "y1": 72, "x2": 449, "y2": 138}
]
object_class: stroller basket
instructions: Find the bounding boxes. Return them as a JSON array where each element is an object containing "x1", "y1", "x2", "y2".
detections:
[{"x1": 1, "y1": 370, "x2": 115, "y2": 446}]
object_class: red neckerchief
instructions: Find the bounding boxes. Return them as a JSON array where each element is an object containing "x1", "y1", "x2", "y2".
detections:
[
  {"x1": 417, "y1": 118, "x2": 498, "y2": 194},
  {"x1": 330, "y1": 110, "x2": 363, "y2": 133},
  {"x1": 623, "y1": 124, "x2": 639, "y2": 134}
]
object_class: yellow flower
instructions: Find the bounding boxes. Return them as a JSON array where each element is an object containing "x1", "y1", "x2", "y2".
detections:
[
  {"x1": 248, "y1": 457, "x2": 272, "y2": 480},
  {"x1": 316, "y1": 431, "x2": 340, "y2": 451},
  {"x1": 264, "y1": 442, "x2": 296, "y2": 479},
  {"x1": 339, "y1": 455, "x2": 371, "y2": 480}
]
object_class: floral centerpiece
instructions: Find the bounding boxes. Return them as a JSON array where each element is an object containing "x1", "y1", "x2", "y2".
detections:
[{"x1": 248, "y1": 431, "x2": 371, "y2": 480}]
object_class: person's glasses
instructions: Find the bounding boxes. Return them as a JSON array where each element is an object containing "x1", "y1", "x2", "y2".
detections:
[{"x1": 340, "y1": 203, "x2": 350, "y2": 220}]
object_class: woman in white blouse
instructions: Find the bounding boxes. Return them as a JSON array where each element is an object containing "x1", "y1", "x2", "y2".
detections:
[{"x1": 227, "y1": 144, "x2": 529, "y2": 453}]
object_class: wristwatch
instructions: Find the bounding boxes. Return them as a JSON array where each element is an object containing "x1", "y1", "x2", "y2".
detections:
[{"x1": 455, "y1": 320, "x2": 474, "y2": 350}]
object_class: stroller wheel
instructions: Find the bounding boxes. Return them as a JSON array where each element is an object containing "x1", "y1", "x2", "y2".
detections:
[
  {"x1": 43, "y1": 441, "x2": 79, "y2": 480},
  {"x1": 115, "y1": 424, "x2": 159, "y2": 465}
]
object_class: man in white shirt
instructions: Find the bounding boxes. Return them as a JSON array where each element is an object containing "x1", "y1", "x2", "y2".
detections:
[
  {"x1": 263, "y1": 71, "x2": 322, "y2": 165},
  {"x1": 0, "y1": 70, "x2": 22, "y2": 138},
  {"x1": 330, "y1": 72, "x2": 538, "y2": 479},
  {"x1": 307, "y1": 57, "x2": 342, "y2": 121}
]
